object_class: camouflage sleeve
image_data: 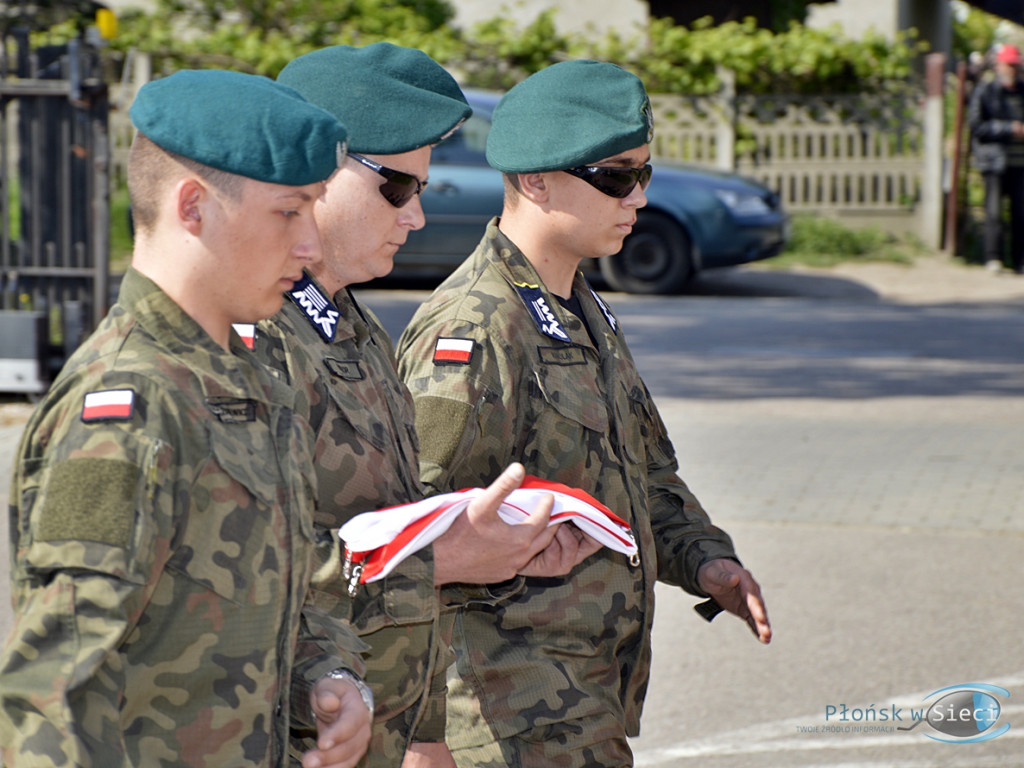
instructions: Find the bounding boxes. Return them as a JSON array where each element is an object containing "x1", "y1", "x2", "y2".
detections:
[
  {"x1": 637, "y1": 382, "x2": 739, "y2": 595},
  {"x1": 0, "y1": 408, "x2": 173, "y2": 765},
  {"x1": 398, "y1": 318, "x2": 529, "y2": 607},
  {"x1": 289, "y1": 593, "x2": 370, "y2": 732},
  {"x1": 397, "y1": 320, "x2": 518, "y2": 495},
  {"x1": 288, "y1": 435, "x2": 370, "y2": 731}
]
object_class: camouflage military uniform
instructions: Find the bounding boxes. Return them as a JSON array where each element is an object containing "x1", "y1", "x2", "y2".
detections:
[
  {"x1": 0, "y1": 268, "x2": 364, "y2": 767},
  {"x1": 256, "y1": 273, "x2": 441, "y2": 766},
  {"x1": 397, "y1": 220, "x2": 739, "y2": 767}
]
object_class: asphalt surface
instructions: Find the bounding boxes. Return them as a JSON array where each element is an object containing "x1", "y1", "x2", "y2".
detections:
[{"x1": 0, "y1": 258, "x2": 1022, "y2": 766}]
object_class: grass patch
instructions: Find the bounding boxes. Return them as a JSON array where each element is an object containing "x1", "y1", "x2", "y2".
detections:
[{"x1": 767, "y1": 215, "x2": 923, "y2": 269}]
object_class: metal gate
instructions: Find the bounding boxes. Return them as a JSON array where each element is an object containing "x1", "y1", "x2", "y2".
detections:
[{"x1": 1, "y1": 24, "x2": 110, "y2": 394}]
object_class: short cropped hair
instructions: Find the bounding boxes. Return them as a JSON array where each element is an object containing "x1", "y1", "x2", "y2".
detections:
[
  {"x1": 127, "y1": 133, "x2": 245, "y2": 234},
  {"x1": 502, "y1": 172, "x2": 523, "y2": 209}
]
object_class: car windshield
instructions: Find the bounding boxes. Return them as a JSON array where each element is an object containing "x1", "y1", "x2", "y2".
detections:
[{"x1": 432, "y1": 112, "x2": 491, "y2": 166}]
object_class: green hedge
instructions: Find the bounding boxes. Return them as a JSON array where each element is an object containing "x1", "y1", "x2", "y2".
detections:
[{"x1": 34, "y1": 1, "x2": 928, "y2": 96}]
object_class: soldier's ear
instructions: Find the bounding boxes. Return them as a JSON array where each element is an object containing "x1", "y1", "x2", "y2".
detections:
[
  {"x1": 176, "y1": 178, "x2": 205, "y2": 234},
  {"x1": 518, "y1": 172, "x2": 549, "y2": 203}
]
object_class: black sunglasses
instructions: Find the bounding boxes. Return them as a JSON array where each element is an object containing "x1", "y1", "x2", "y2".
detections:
[
  {"x1": 349, "y1": 152, "x2": 428, "y2": 208},
  {"x1": 563, "y1": 164, "x2": 653, "y2": 198}
]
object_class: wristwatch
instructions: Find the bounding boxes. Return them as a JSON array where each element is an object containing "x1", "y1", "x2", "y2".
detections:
[{"x1": 325, "y1": 668, "x2": 375, "y2": 715}]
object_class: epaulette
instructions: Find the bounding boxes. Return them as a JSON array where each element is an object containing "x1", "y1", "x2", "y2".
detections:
[{"x1": 288, "y1": 273, "x2": 340, "y2": 343}]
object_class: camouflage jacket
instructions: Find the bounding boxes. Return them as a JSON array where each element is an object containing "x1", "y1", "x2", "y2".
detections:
[
  {"x1": 256, "y1": 275, "x2": 441, "y2": 764},
  {"x1": 0, "y1": 268, "x2": 363, "y2": 768},
  {"x1": 396, "y1": 219, "x2": 739, "y2": 745}
]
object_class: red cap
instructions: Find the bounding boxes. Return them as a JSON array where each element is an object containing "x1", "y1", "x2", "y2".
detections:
[{"x1": 997, "y1": 44, "x2": 1022, "y2": 65}]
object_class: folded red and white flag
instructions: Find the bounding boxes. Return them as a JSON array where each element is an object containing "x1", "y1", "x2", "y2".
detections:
[{"x1": 337, "y1": 476, "x2": 638, "y2": 592}]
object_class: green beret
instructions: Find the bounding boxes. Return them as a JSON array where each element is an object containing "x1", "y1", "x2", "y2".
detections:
[
  {"x1": 277, "y1": 43, "x2": 470, "y2": 154},
  {"x1": 130, "y1": 69, "x2": 348, "y2": 186},
  {"x1": 486, "y1": 60, "x2": 654, "y2": 173}
]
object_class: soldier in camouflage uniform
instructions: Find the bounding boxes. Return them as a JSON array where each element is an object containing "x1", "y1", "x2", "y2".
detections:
[
  {"x1": 255, "y1": 45, "x2": 598, "y2": 768},
  {"x1": 397, "y1": 61, "x2": 772, "y2": 768},
  {"x1": 0, "y1": 71, "x2": 374, "y2": 768}
]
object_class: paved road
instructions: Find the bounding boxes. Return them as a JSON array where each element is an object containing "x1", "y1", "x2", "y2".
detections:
[
  {"x1": 1, "y1": 266, "x2": 1022, "y2": 766},
  {"x1": 357, "y1": 277, "x2": 1024, "y2": 767}
]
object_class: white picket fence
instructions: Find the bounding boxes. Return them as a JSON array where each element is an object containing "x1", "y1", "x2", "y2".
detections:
[
  {"x1": 648, "y1": 89, "x2": 937, "y2": 242},
  {"x1": 109, "y1": 54, "x2": 947, "y2": 247}
]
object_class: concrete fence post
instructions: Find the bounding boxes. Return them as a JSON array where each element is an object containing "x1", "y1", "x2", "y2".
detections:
[
  {"x1": 715, "y1": 66, "x2": 736, "y2": 171},
  {"x1": 921, "y1": 52, "x2": 946, "y2": 250}
]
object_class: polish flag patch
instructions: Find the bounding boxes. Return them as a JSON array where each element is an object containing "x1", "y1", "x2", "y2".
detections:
[
  {"x1": 433, "y1": 337, "x2": 474, "y2": 365},
  {"x1": 232, "y1": 323, "x2": 256, "y2": 350},
  {"x1": 81, "y1": 389, "x2": 135, "y2": 422}
]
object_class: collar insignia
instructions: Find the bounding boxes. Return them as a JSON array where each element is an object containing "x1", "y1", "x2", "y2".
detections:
[
  {"x1": 588, "y1": 286, "x2": 618, "y2": 334},
  {"x1": 289, "y1": 273, "x2": 340, "y2": 343},
  {"x1": 513, "y1": 281, "x2": 571, "y2": 343}
]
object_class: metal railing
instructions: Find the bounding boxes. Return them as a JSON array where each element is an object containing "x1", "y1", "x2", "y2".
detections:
[{"x1": 1, "y1": 27, "x2": 110, "y2": 393}]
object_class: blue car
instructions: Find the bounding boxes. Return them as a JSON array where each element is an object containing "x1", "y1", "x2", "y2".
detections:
[{"x1": 395, "y1": 90, "x2": 790, "y2": 294}]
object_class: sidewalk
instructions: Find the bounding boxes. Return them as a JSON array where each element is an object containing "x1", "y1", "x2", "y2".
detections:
[{"x1": 691, "y1": 252, "x2": 1024, "y2": 305}]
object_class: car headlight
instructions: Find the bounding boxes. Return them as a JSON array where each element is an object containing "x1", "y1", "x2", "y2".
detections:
[{"x1": 714, "y1": 189, "x2": 772, "y2": 217}]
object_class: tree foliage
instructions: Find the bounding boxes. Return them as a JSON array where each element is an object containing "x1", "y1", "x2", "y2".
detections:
[
  {"x1": 33, "y1": 1, "x2": 928, "y2": 96},
  {"x1": 572, "y1": 16, "x2": 926, "y2": 96},
  {"x1": 106, "y1": 0, "x2": 461, "y2": 76},
  {"x1": 951, "y1": 1, "x2": 1002, "y2": 62}
]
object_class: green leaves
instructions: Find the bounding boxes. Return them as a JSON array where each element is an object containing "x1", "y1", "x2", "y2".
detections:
[{"x1": 41, "y1": 4, "x2": 948, "y2": 97}]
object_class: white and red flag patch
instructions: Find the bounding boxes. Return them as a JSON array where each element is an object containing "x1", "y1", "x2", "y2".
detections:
[
  {"x1": 81, "y1": 389, "x2": 135, "y2": 422},
  {"x1": 432, "y1": 337, "x2": 474, "y2": 365},
  {"x1": 232, "y1": 323, "x2": 256, "y2": 350}
]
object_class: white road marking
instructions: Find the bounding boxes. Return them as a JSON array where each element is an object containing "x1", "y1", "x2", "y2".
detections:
[{"x1": 634, "y1": 673, "x2": 1024, "y2": 767}]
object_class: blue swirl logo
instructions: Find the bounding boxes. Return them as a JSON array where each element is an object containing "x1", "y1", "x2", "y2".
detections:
[{"x1": 898, "y1": 683, "x2": 1010, "y2": 743}]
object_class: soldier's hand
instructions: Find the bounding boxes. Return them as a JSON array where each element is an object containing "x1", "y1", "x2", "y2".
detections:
[
  {"x1": 697, "y1": 558, "x2": 772, "y2": 644},
  {"x1": 518, "y1": 521, "x2": 602, "y2": 577},
  {"x1": 301, "y1": 677, "x2": 372, "y2": 768},
  {"x1": 432, "y1": 462, "x2": 560, "y2": 585}
]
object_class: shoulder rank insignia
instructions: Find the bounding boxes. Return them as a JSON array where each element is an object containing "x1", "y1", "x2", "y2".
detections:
[
  {"x1": 433, "y1": 337, "x2": 475, "y2": 365},
  {"x1": 588, "y1": 286, "x2": 618, "y2": 334},
  {"x1": 288, "y1": 273, "x2": 340, "y2": 343},
  {"x1": 81, "y1": 389, "x2": 135, "y2": 422},
  {"x1": 513, "y1": 281, "x2": 571, "y2": 343},
  {"x1": 232, "y1": 323, "x2": 256, "y2": 349}
]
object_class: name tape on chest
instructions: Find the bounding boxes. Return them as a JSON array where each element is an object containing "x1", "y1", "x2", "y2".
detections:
[
  {"x1": 205, "y1": 397, "x2": 257, "y2": 423},
  {"x1": 288, "y1": 273, "x2": 339, "y2": 343},
  {"x1": 433, "y1": 337, "x2": 475, "y2": 365},
  {"x1": 81, "y1": 389, "x2": 135, "y2": 422}
]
